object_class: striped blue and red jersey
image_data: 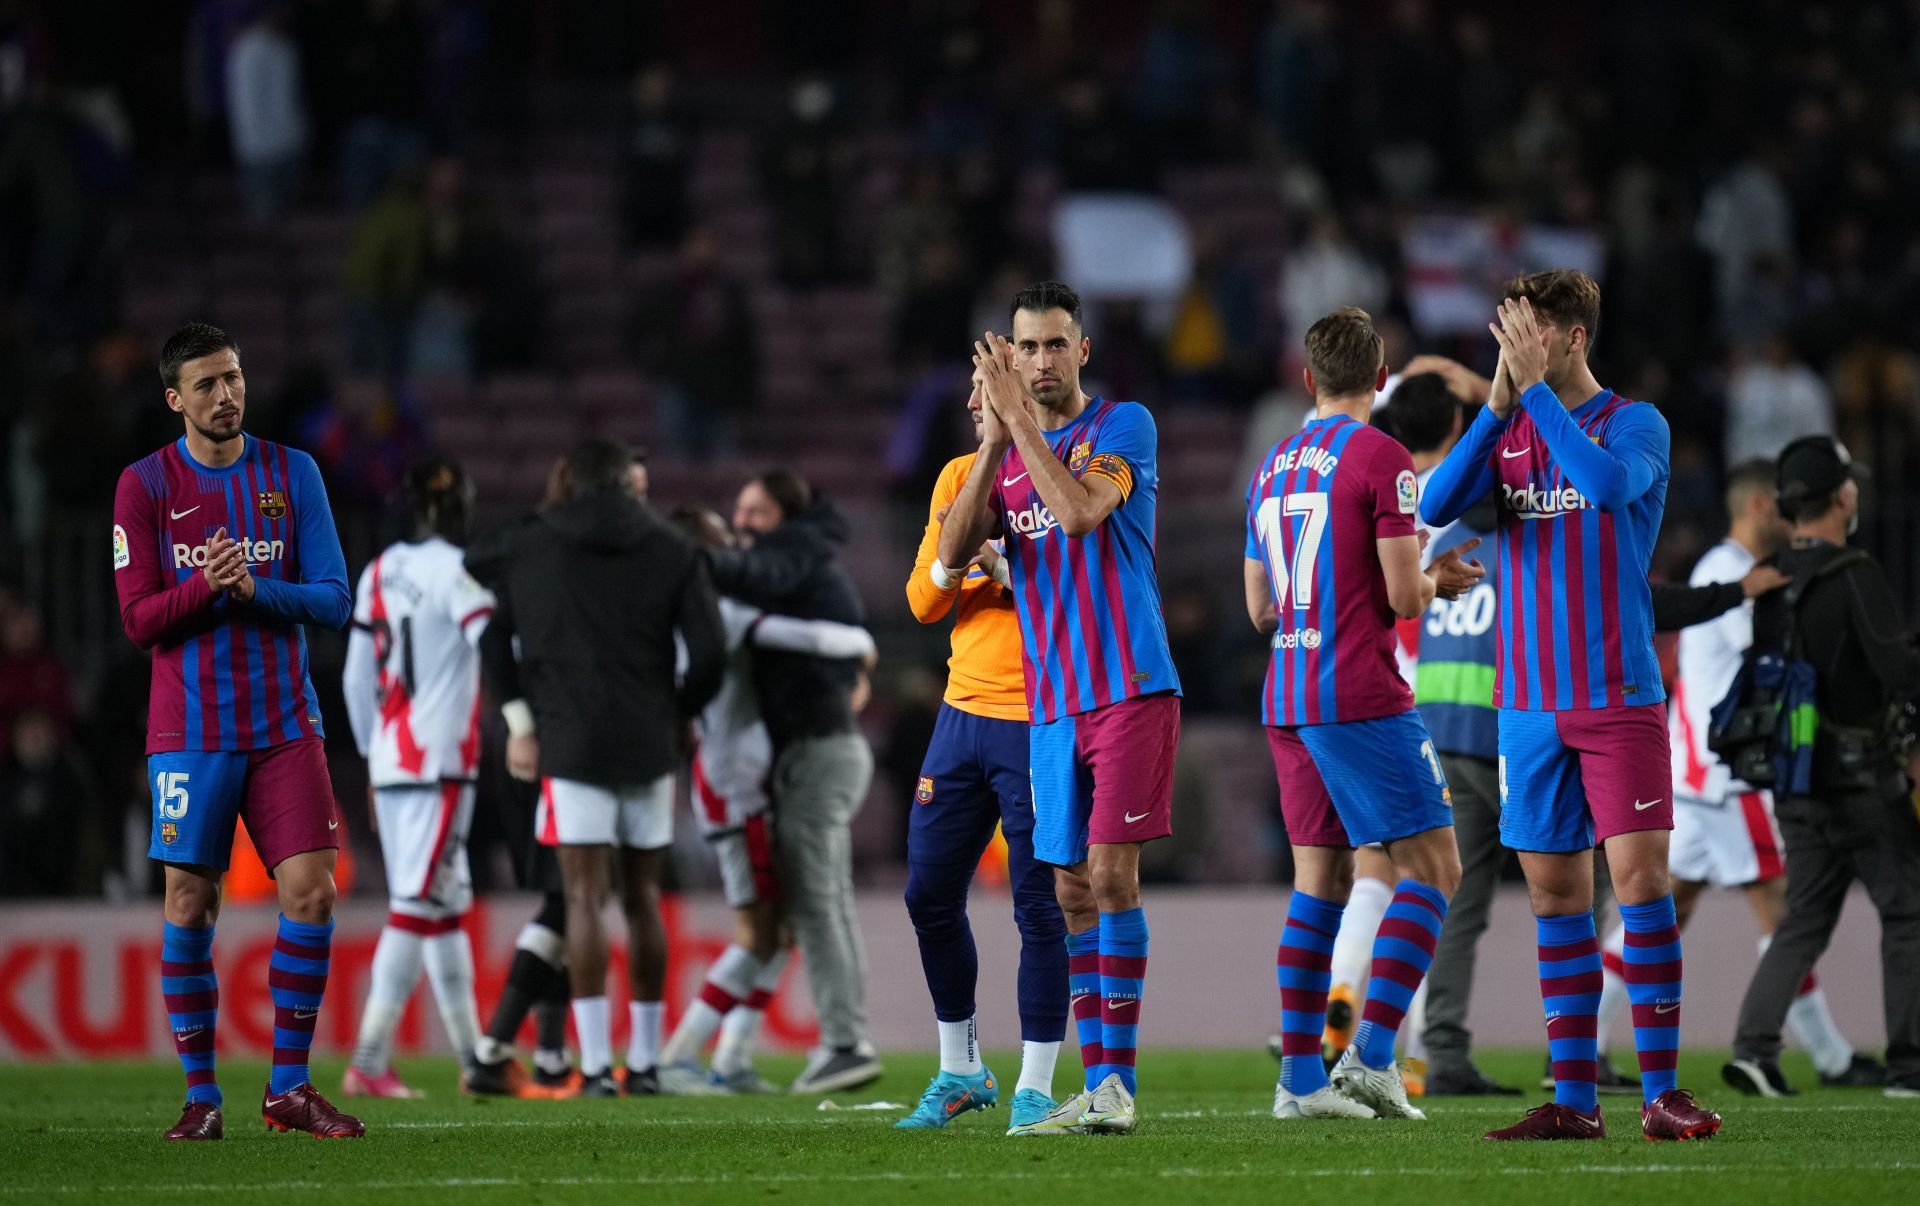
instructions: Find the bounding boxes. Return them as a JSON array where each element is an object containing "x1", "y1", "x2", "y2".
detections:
[
  {"x1": 1420, "y1": 383, "x2": 1669, "y2": 711},
  {"x1": 1245, "y1": 414, "x2": 1419, "y2": 727},
  {"x1": 989, "y1": 396, "x2": 1181, "y2": 723},
  {"x1": 113, "y1": 435, "x2": 351, "y2": 753}
]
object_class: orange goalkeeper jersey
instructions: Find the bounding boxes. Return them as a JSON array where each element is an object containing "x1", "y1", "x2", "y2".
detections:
[{"x1": 905, "y1": 453, "x2": 1028, "y2": 722}]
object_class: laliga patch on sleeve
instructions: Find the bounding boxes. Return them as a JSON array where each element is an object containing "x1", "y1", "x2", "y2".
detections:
[
  {"x1": 1395, "y1": 470, "x2": 1418, "y2": 515},
  {"x1": 113, "y1": 524, "x2": 130, "y2": 570}
]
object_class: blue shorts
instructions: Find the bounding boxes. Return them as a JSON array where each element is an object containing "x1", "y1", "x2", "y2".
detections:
[
  {"x1": 910, "y1": 703, "x2": 1035, "y2": 867},
  {"x1": 1497, "y1": 704, "x2": 1674, "y2": 853},
  {"x1": 1276, "y1": 710, "x2": 1454, "y2": 848},
  {"x1": 148, "y1": 738, "x2": 338, "y2": 872}
]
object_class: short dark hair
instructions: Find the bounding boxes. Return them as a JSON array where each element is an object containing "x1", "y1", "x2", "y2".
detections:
[
  {"x1": 1304, "y1": 307, "x2": 1384, "y2": 398},
  {"x1": 754, "y1": 468, "x2": 813, "y2": 521},
  {"x1": 159, "y1": 323, "x2": 239, "y2": 390},
  {"x1": 567, "y1": 436, "x2": 635, "y2": 494},
  {"x1": 1503, "y1": 268, "x2": 1602, "y2": 351},
  {"x1": 1723, "y1": 458, "x2": 1775, "y2": 514},
  {"x1": 1378, "y1": 372, "x2": 1459, "y2": 455},
  {"x1": 1009, "y1": 280, "x2": 1082, "y2": 330},
  {"x1": 669, "y1": 502, "x2": 728, "y2": 547}
]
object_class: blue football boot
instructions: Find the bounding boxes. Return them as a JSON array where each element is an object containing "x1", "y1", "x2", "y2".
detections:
[{"x1": 894, "y1": 1067, "x2": 999, "y2": 1129}]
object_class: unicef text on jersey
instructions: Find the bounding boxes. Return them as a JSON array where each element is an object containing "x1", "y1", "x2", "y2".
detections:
[{"x1": 172, "y1": 537, "x2": 286, "y2": 568}]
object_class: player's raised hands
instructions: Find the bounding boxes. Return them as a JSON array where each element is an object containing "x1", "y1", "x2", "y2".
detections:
[
  {"x1": 972, "y1": 332, "x2": 1021, "y2": 448},
  {"x1": 1490, "y1": 297, "x2": 1550, "y2": 393},
  {"x1": 1429, "y1": 536, "x2": 1486, "y2": 600},
  {"x1": 1402, "y1": 354, "x2": 1493, "y2": 405}
]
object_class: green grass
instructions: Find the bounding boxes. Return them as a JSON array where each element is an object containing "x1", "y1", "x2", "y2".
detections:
[{"x1": 1, "y1": 1051, "x2": 1911, "y2": 1205}]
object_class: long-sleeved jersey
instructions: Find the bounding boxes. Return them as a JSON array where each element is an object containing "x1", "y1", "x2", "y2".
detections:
[{"x1": 113, "y1": 436, "x2": 350, "y2": 752}]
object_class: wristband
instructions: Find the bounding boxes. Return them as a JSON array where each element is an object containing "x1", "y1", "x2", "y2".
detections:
[
  {"x1": 502, "y1": 699, "x2": 536, "y2": 737},
  {"x1": 989, "y1": 557, "x2": 1011, "y2": 588},
  {"x1": 930, "y1": 561, "x2": 959, "y2": 591}
]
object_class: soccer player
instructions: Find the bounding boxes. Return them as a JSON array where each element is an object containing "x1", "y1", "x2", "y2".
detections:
[
  {"x1": 114, "y1": 323, "x2": 361, "y2": 1140},
  {"x1": 1421, "y1": 272, "x2": 1723, "y2": 1141},
  {"x1": 1601, "y1": 460, "x2": 1872, "y2": 1092},
  {"x1": 894, "y1": 367, "x2": 1071, "y2": 1133},
  {"x1": 658, "y1": 503, "x2": 877, "y2": 1095},
  {"x1": 1251, "y1": 311, "x2": 1480, "y2": 1122},
  {"x1": 339, "y1": 458, "x2": 491, "y2": 1098},
  {"x1": 936, "y1": 281, "x2": 1181, "y2": 1136}
]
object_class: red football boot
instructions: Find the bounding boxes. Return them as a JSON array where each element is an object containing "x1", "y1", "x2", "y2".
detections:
[
  {"x1": 1643, "y1": 1088, "x2": 1722, "y2": 1141},
  {"x1": 163, "y1": 1101, "x2": 224, "y2": 1141},
  {"x1": 1484, "y1": 1101, "x2": 1607, "y2": 1140},
  {"x1": 262, "y1": 1082, "x2": 366, "y2": 1139}
]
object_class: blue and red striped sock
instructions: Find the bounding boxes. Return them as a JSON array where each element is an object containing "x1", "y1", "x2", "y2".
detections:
[
  {"x1": 1537, "y1": 912, "x2": 1602, "y2": 1113},
  {"x1": 268, "y1": 915, "x2": 333, "y2": 1095},
  {"x1": 161, "y1": 922, "x2": 221, "y2": 1106},
  {"x1": 1098, "y1": 908, "x2": 1148, "y2": 1094},
  {"x1": 1619, "y1": 896, "x2": 1682, "y2": 1103},
  {"x1": 1354, "y1": 880, "x2": 1449, "y2": 1070},
  {"x1": 1276, "y1": 891, "x2": 1343, "y2": 1095},
  {"x1": 1067, "y1": 929, "x2": 1103, "y2": 1092}
]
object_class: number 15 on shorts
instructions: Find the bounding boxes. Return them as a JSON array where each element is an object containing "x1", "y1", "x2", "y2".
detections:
[{"x1": 157, "y1": 770, "x2": 191, "y2": 819}]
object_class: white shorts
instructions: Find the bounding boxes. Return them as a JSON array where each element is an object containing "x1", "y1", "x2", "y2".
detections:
[
  {"x1": 536, "y1": 774, "x2": 674, "y2": 849},
  {"x1": 691, "y1": 753, "x2": 770, "y2": 839},
  {"x1": 708, "y1": 814, "x2": 778, "y2": 908},
  {"x1": 1670, "y1": 789, "x2": 1785, "y2": 888},
  {"x1": 374, "y1": 781, "x2": 475, "y2": 917}
]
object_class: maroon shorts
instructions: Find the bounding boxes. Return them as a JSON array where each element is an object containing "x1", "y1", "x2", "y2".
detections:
[
  {"x1": 1030, "y1": 692, "x2": 1181, "y2": 865},
  {"x1": 1266, "y1": 726, "x2": 1352, "y2": 848}
]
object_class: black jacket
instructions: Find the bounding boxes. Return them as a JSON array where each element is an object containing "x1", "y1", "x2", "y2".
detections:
[
  {"x1": 705, "y1": 495, "x2": 865, "y2": 747},
  {"x1": 1753, "y1": 541, "x2": 1920, "y2": 732},
  {"x1": 466, "y1": 491, "x2": 726, "y2": 785},
  {"x1": 1652, "y1": 580, "x2": 1746, "y2": 633}
]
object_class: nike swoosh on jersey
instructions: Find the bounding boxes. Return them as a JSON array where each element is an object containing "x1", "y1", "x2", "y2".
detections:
[
  {"x1": 170, "y1": 505, "x2": 201, "y2": 519},
  {"x1": 1501, "y1": 447, "x2": 1531, "y2": 459},
  {"x1": 327, "y1": 820, "x2": 339, "y2": 830},
  {"x1": 1633, "y1": 798, "x2": 1663, "y2": 811},
  {"x1": 1123, "y1": 810, "x2": 1150, "y2": 823},
  {"x1": 1003, "y1": 472, "x2": 1029, "y2": 487}
]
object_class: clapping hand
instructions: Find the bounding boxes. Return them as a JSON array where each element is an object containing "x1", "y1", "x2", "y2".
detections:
[
  {"x1": 1488, "y1": 297, "x2": 1550, "y2": 395},
  {"x1": 202, "y1": 528, "x2": 255, "y2": 601},
  {"x1": 1429, "y1": 536, "x2": 1485, "y2": 600},
  {"x1": 972, "y1": 332, "x2": 1022, "y2": 446}
]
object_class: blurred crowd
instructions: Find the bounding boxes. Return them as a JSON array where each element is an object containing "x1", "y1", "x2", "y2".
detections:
[{"x1": 4, "y1": 0, "x2": 1919, "y2": 894}]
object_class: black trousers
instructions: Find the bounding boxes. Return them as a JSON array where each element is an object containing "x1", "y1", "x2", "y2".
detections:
[{"x1": 1734, "y1": 783, "x2": 1920, "y2": 1080}]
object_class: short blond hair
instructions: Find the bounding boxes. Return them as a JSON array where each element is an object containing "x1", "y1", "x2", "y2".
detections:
[{"x1": 1304, "y1": 307, "x2": 1384, "y2": 397}]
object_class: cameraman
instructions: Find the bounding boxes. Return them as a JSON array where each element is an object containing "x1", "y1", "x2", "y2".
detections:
[{"x1": 1728, "y1": 436, "x2": 1920, "y2": 1099}]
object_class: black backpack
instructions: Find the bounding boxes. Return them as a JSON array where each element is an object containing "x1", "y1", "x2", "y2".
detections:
[{"x1": 1707, "y1": 549, "x2": 1868, "y2": 791}]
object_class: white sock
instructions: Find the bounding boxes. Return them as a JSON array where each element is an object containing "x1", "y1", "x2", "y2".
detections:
[
  {"x1": 714, "y1": 949, "x2": 788, "y2": 1075},
  {"x1": 534, "y1": 1047, "x2": 571, "y2": 1076},
  {"x1": 1330, "y1": 877, "x2": 1393, "y2": 1001},
  {"x1": 572, "y1": 996, "x2": 612, "y2": 1076},
  {"x1": 475, "y1": 1035, "x2": 512, "y2": 1065},
  {"x1": 423, "y1": 928, "x2": 481, "y2": 1070},
  {"x1": 350, "y1": 923, "x2": 425, "y2": 1076},
  {"x1": 1404, "y1": 978, "x2": 1428, "y2": 1063},
  {"x1": 627, "y1": 1000, "x2": 664, "y2": 1072},
  {"x1": 938, "y1": 1015, "x2": 982, "y2": 1076},
  {"x1": 1760, "y1": 935, "x2": 1854, "y2": 1076},
  {"x1": 1595, "y1": 921, "x2": 1628, "y2": 1058},
  {"x1": 1016, "y1": 1040, "x2": 1060, "y2": 1096}
]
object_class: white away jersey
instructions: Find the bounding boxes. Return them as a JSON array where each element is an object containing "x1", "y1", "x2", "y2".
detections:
[
  {"x1": 1669, "y1": 538, "x2": 1757, "y2": 802},
  {"x1": 344, "y1": 536, "x2": 495, "y2": 786}
]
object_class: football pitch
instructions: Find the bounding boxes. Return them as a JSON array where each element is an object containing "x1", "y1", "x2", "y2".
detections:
[{"x1": 3, "y1": 1051, "x2": 1911, "y2": 1205}]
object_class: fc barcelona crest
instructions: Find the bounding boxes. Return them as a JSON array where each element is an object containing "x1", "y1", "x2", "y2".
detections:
[
  {"x1": 1068, "y1": 441, "x2": 1092, "y2": 474},
  {"x1": 257, "y1": 489, "x2": 287, "y2": 519},
  {"x1": 915, "y1": 776, "x2": 935, "y2": 806},
  {"x1": 160, "y1": 822, "x2": 179, "y2": 845}
]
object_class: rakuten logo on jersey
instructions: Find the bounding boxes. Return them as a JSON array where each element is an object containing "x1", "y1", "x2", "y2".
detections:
[
  {"x1": 1502, "y1": 481, "x2": 1591, "y2": 519},
  {"x1": 1006, "y1": 501, "x2": 1058, "y2": 540},
  {"x1": 173, "y1": 538, "x2": 286, "y2": 568}
]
